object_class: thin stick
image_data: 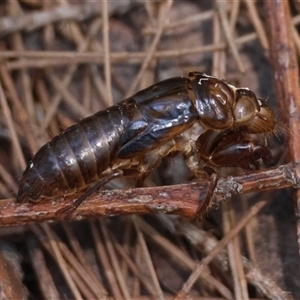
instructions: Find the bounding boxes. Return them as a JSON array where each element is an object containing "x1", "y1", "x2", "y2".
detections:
[
  {"x1": 133, "y1": 218, "x2": 164, "y2": 298},
  {"x1": 264, "y1": 0, "x2": 300, "y2": 256},
  {"x1": 102, "y1": 0, "x2": 113, "y2": 106},
  {"x1": 0, "y1": 80, "x2": 26, "y2": 170},
  {"x1": 2, "y1": 162, "x2": 300, "y2": 226},
  {"x1": 244, "y1": 0, "x2": 269, "y2": 50},
  {"x1": 125, "y1": 0, "x2": 173, "y2": 97},
  {"x1": 216, "y1": 0, "x2": 245, "y2": 73},
  {"x1": 41, "y1": 223, "x2": 82, "y2": 299},
  {"x1": 176, "y1": 199, "x2": 269, "y2": 299},
  {"x1": 39, "y1": 17, "x2": 103, "y2": 134},
  {"x1": 0, "y1": 2, "x2": 131, "y2": 36}
]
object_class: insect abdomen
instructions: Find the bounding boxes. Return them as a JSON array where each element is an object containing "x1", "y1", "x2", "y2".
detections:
[{"x1": 16, "y1": 105, "x2": 126, "y2": 203}]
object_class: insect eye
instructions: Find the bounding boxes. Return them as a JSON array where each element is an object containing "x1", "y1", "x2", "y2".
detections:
[{"x1": 234, "y1": 95, "x2": 257, "y2": 124}]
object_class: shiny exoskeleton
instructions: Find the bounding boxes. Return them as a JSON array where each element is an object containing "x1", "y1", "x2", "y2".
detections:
[{"x1": 17, "y1": 72, "x2": 276, "y2": 203}]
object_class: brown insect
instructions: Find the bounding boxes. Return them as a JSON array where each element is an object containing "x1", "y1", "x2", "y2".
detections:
[{"x1": 17, "y1": 72, "x2": 276, "y2": 210}]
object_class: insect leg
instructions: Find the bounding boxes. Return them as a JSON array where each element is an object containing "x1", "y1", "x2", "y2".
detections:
[
  {"x1": 56, "y1": 170, "x2": 122, "y2": 215},
  {"x1": 194, "y1": 173, "x2": 218, "y2": 224},
  {"x1": 176, "y1": 139, "x2": 219, "y2": 222},
  {"x1": 196, "y1": 129, "x2": 273, "y2": 169}
]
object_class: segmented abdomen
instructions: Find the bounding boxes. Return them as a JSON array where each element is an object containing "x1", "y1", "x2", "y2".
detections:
[{"x1": 17, "y1": 103, "x2": 127, "y2": 202}]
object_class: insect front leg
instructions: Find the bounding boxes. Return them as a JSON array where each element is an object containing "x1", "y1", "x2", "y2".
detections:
[
  {"x1": 175, "y1": 139, "x2": 218, "y2": 222},
  {"x1": 196, "y1": 129, "x2": 273, "y2": 169},
  {"x1": 174, "y1": 134, "x2": 210, "y2": 181}
]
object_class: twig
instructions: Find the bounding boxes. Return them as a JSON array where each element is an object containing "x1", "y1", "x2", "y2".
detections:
[
  {"x1": 102, "y1": 2, "x2": 113, "y2": 106},
  {"x1": 46, "y1": 70, "x2": 91, "y2": 118},
  {"x1": 100, "y1": 220, "x2": 131, "y2": 299},
  {"x1": 1, "y1": 162, "x2": 299, "y2": 227},
  {"x1": 125, "y1": 0, "x2": 173, "y2": 97},
  {"x1": 175, "y1": 198, "x2": 270, "y2": 299},
  {"x1": 170, "y1": 218, "x2": 293, "y2": 300},
  {"x1": 216, "y1": 1, "x2": 245, "y2": 72},
  {"x1": 3, "y1": 34, "x2": 255, "y2": 71},
  {"x1": 89, "y1": 220, "x2": 122, "y2": 299},
  {"x1": 0, "y1": 78, "x2": 26, "y2": 170},
  {"x1": 223, "y1": 201, "x2": 248, "y2": 300},
  {"x1": 133, "y1": 216, "x2": 233, "y2": 299},
  {"x1": 39, "y1": 17, "x2": 103, "y2": 134},
  {"x1": 111, "y1": 234, "x2": 158, "y2": 297},
  {"x1": 0, "y1": 2, "x2": 133, "y2": 36},
  {"x1": 27, "y1": 237, "x2": 60, "y2": 299},
  {"x1": 244, "y1": 0, "x2": 269, "y2": 50},
  {"x1": 133, "y1": 218, "x2": 164, "y2": 298},
  {"x1": 41, "y1": 223, "x2": 82, "y2": 299},
  {"x1": 264, "y1": 1, "x2": 300, "y2": 256},
  {"x1": 0, "y1": 244, "x2": 28, "y2": 299}
]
